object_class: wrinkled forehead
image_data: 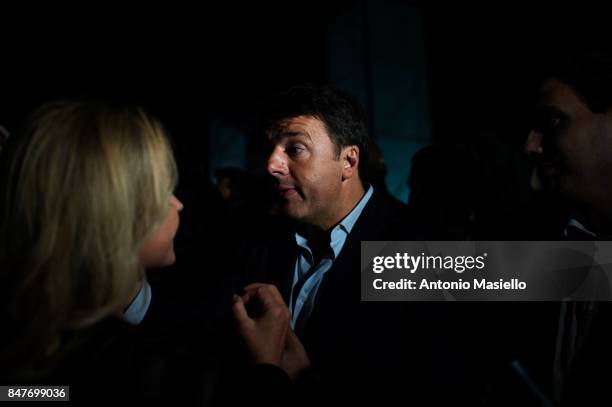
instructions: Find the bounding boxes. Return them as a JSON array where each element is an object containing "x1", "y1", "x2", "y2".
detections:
[{"x1": 267, "y1": 115, "x2": 326, "y2": 142}]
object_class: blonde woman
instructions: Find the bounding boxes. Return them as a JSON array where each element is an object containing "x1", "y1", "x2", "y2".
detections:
[{"x1": 0, "y1": 101, "x2": 308, "y2": 404}]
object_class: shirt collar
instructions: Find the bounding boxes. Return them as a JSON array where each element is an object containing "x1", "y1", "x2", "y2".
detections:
[
  {"x1": 564, "y1": 217, "x2": 597, "y2": 239},
  {"x1": 338, "y1": 184, "x2": 374, "y2": 234},
  {"x1": 564, "y1": 208, "x2": 597, "y2": 238},
  {"x1": 295, "y1": 185, "x2": 374, "y2": 258},
  {"x1": 123, "y1": 279, "x2": 151, "y2": 325}
]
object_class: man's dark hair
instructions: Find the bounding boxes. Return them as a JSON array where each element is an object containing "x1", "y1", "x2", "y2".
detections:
[
  {"x1": 542, "y1": 42, "x2": 612, "y2": 114},
  {"x1": 264, "y1": 83, "x2": 370, "y2": 173}
]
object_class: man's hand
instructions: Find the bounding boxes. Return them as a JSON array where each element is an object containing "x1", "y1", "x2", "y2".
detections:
[
  {"x1": 281, "y1": 326, "x2": 311, "y2": 381},
  {"x1": 232, "y1": 284, "x2": 290, "y2": 366}
]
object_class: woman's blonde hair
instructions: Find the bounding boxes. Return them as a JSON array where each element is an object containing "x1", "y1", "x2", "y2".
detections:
[{"x1": 0, "y1": 101, "x2": 177, "y2": 374}]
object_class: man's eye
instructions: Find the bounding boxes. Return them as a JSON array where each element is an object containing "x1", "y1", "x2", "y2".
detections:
[
  {"x1": 532, "y1": 111, "x2": 563, "y2": 134},
  {"x1": 550, "y1": 115, "x2": 561, "y2": 127},
  {"x1": 286, "y1": 146, "x2": 304, "y2": 155}
]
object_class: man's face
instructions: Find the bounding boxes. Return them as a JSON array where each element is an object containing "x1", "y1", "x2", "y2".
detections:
[
  {"x1": 526, "y1": 78, "x2": 612, "y2": 207},
  {"x1": 267, "y1": 115, "x2": 346, "y2": 229}
]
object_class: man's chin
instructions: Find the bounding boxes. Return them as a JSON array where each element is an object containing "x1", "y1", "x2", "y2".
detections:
[
  {"x1": 280, "y1": 202, "x2": 307, "y2": 221},
  {"x1": 532, "y1": 166, "x2": 560, "y2": 192}
]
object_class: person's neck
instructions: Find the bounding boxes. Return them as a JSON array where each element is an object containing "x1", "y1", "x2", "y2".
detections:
[{"x1": 312, "y1": 181, "x2": 366, "y2": 233}]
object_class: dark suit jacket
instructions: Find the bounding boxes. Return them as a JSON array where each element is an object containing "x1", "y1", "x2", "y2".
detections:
[
  {"x1": 2, "y1": 316, "x2": 219, "y2": 406},
  {"x1": 239, "y1": 192, "x2": 493, "y2": 404},
  {"x1": 480, "y1": 219, "x2": 612, "y2": 406},
  {"x1": 3, "y1": 305, "x2": 292, "y2": 406}
]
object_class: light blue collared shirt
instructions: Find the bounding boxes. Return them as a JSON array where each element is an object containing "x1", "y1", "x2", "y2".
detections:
[
  {"x1": 123, "y1": 279, "x2": 151, "y2": 325},
  {"x1": 564, "y1": 217, "x2": 597, "y2": 238},
  {"x1": 290, "y1": 185, "x2": 374, "y2": 330}
]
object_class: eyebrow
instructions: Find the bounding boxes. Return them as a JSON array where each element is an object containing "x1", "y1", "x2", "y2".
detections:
[
  {"x1": 272, "y1": 130, "x2": 313, "y2": 143},
  {"x1": 534, "y1": 105, "x2": 570, "y2": 119}
]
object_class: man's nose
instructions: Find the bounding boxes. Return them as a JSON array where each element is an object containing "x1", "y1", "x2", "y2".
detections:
[
  {"x1": 267, "y1": 147, "x2": 288, "y2": 177},
  {"x1": 525, "y1": 130, "x2": 544, "y2": 155}
]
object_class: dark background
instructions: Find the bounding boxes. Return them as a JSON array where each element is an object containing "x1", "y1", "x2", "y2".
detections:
[{"x1": 1, "y1": 2, "x2": 608, "y2": 183}]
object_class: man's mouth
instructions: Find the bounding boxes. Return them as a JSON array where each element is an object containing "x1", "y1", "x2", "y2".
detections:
[
  {"x1": 278, "y1": 185, "x2": 300, "y2": 199},
  {"x1": 531, "y1": 157, "x2": 563, "y2": 191},
  {"x1": 537, "y1": 159, "x2": 559, "y2": 177}
]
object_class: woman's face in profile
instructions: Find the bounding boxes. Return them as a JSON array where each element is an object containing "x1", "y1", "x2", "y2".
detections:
[{"x1": 139, "y1": 195, "x2": 184, "y2": 269}]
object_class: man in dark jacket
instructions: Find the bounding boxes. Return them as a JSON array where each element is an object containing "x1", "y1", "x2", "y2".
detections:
[{"x1": 238, "y1": 84, "x2": 487, "y2": 404}]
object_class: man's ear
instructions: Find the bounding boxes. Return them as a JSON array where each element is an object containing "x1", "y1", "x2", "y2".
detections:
[{"x1": 341, "y1": 145, "x2": 360, "y2": 180}]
